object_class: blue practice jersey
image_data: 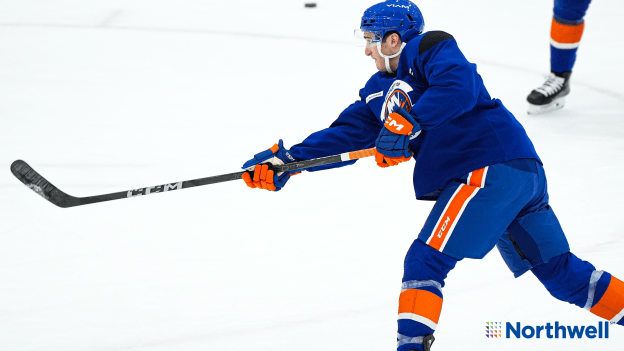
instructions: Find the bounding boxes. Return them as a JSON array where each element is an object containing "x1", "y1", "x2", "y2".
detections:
[{"x1": 289, "y1": 30, "x2": 540, "y2": 200}]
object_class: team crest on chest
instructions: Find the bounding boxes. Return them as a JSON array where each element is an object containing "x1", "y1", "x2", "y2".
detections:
[{"x1": 381, "y1": 80, "x2": 414, "y2": 123}]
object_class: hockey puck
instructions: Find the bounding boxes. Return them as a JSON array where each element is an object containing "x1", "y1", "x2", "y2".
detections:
[{"x1": 304, "y1": 3, "x2": 317, "y2": 8}]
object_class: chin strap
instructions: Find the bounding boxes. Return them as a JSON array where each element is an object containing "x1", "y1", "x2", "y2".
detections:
[{"x1": 377, "y1": 42, "x2": 406, "y2": 74}]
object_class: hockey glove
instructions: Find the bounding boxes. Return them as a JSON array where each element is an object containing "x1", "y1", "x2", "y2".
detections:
[
  {"x1": 241, "y1": 139, "x2": 299, "y2": 192},
  {"x1": 375, "y1": 106, "x2": 421, "y2": 168}
]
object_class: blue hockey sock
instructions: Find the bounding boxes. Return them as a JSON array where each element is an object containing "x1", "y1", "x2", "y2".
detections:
[
  {"x1": 550, "y1": 16, "x2": 584, "y2": 73},
  {"x1": 532, "y1": 252, "x2": 624, "y2": 325},
  {"x1": 398, "y1": 239, "x2": 459, "y2": 351}
]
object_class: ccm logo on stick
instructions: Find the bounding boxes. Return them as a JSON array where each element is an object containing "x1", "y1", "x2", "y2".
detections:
[{"x1": 127, "y1": 182, "x2": 183, "y2": 197}]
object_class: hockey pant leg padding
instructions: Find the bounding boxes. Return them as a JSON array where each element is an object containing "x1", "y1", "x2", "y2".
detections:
[
  {"x1": 398, "y1": 239, "x2": 458, "y2": 351},
  {"x1": 531, "y1": 252, "x2": 624, "y2": 325}
]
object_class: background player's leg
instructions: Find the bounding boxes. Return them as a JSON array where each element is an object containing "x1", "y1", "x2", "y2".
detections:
[
  {"x1": 532, "y1": 252, "x2": 624, "y2": 326},
  {"x1": 551, "y1": 0, "x2": 592, "y2": 74},
  {"x1": 398, "y1": 239, "x2": 458, "y2": 351},
  {"x1": 526, "y1": 0, "x2": 592, "y2": 114}
]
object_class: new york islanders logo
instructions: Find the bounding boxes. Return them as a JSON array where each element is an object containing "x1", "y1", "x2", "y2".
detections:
[{"x1": 381, "y1": 80, "x2": 414, "y2": 123}]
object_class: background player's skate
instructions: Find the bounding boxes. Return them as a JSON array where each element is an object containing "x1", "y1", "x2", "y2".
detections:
[{"x1": 526, "y1": 71, "x2": 571, "y2": 114}]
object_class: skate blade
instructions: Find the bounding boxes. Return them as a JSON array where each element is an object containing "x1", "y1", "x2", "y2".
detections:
[{"x1": 527, "y1": 97, "x2": 566, "y2": 115}]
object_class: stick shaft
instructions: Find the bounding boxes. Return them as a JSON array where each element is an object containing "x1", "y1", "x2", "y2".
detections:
[{"x1": 11, "y1": 148, "x2": 376, "y2": 208}]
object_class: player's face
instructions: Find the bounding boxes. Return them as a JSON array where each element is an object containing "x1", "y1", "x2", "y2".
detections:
[
  {"x1": 364, "y1": 33, "x2": 401, "y2": 72},
  {"x1": 364, "y1": 34, "x2": 384, "y2": 71}
]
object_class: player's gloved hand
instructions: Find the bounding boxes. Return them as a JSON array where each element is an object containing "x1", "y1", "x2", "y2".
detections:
[
  {"x1": 375, "y1": 106, "x2": 421, "y2": 168},
  {"x1": 241, "y1": 139, "x2": 299, "y2": 191}
]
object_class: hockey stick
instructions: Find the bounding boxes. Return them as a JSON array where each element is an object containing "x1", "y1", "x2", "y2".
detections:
[{"x1": 10, "y1": 148, "x2": 376, "y2": 208}]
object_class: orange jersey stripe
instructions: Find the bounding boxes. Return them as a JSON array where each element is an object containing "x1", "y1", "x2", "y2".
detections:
[
  {"x1": 398, "y1": 289, "x2": 443, "y2": 324},
  {"x1": 590, "y1": 276, "x2": 624, "y2": 320},
  {"x1": 551, "y1": 19, "x2": 585, "y2": 44},
  {"x1": 428, "y1": 184, "x2": 479, "y2": 251}
]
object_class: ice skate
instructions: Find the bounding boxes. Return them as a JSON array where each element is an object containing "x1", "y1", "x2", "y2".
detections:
[
  {"x1": 526, "y1": 71, "x2": 571, "y2": 115},
  {"x1": 422, "y1": 334, "x2": 435, "y2": 351}
]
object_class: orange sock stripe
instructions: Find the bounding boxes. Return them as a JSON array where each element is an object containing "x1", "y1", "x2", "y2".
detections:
[
  {"x1": 590, "y1": 276, "x2": 624, "y2": 320},
  {"x1": 428, "y1": 184, "x2": 479, "y2": 251},
  {"x1": 398, "y1": 289, "x2": 443, "y2": 324},
  {"x1": 551, "y1": 19, "x2": 585, "y2": 44}
]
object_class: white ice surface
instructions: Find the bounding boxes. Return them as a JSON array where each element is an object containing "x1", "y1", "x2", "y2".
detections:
[{"x1": 1, "y1": 1, "x2": 624, "y2": 350}]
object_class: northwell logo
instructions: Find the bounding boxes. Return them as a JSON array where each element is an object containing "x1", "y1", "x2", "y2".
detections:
[
  {"x1": 487, "y1": 321, "x2": 610, "y2": 339},
  {"x1": 485, "y1": 322, "x2": 502, "y2": 338}
]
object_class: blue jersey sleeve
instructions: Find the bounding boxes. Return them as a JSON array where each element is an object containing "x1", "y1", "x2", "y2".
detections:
[
  {"x1": 410, "y1": 32, "x2": 481, "y2": 130},
  {"x1": 289, "y1": 99, "x2": 381, "y2": 171}
]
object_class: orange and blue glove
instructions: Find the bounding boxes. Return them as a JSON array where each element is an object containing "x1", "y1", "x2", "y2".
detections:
[
  {"x1": 241, "y1": 139, "x2": 299, "y2": 191},
  {"x1": 375, "y1": 106, "x2": 421, "y2": 168}
]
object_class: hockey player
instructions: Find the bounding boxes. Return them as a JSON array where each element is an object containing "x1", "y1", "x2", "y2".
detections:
[
  {"x1": 526, "y1": 0, "x2": 593, "y2": 114},
  {"x1": 241, "y1": 1, "x2": 624, "y2": 350}
]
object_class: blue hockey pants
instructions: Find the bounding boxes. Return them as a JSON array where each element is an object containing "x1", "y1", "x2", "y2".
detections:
[{"x1": 397, "y1": 159, "x2": 624, "y2": 351}]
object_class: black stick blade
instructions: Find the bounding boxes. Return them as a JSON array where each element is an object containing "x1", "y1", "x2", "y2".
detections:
[{"x1": 10, "y1": 160, "x2": 80, "y2": 208}]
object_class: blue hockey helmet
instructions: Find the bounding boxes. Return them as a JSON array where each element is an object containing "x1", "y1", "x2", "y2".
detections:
[
  {"x1": 359, "y1": 0, "x2": 424, "y2": 43},
  {"x1": 355, "y1": 1, "x2": 424, "y2": 74}
]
